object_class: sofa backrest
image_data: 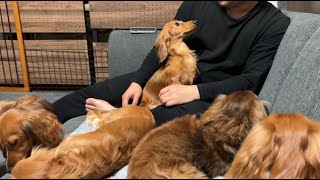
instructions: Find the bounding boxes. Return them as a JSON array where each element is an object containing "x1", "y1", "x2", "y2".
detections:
[
  {"x1": 107, "y1": 11, "x2": 320, "y2": 121},
  {"x1": 259, "y1": 11, "x2": 320, "y2": 121},
  {"x1": 107, "y1": 30, "x2": 160, "y2": 78}
]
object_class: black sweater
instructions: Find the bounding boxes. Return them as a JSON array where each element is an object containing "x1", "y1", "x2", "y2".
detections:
[{"x1": 132, "y1": 1, "x2": 290, "y2": 103}]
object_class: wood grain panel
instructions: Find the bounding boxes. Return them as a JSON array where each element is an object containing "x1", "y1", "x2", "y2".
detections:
[
  {"x1": 0, "y1": 1, "x2": 85, "y2": 33},
  {"x1": 89, "y1": 1, "x2": 182, "y2": 29},
  {"x1": 288, "y1": 1, "x2": 320, "y2": 14},
  {"x1": 0, "y1": 40, "x2": 91, "y2": 85},
  {"x1": 92, "y1": 42, "x2": 108, "y2": 82}
]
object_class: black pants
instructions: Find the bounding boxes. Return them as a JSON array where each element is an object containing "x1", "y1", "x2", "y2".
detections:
[{"x1": 53, "y1": 72, "x2": 211, "y2": 126}]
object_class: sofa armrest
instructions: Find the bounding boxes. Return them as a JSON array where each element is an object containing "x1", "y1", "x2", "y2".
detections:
[{"x1": 107, "y1": 30, "x2": 160, "y2": 78}]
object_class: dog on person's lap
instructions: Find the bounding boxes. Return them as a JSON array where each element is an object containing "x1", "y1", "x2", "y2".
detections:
[
  {"x1": 86, "y1": 19, "x2": 198, "y2": 129},
  {"x1": 10, "y1": 19, "x2": 201, "y2": 179}
]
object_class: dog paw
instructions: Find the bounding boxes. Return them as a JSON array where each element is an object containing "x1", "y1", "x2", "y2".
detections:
[
  {"x1": 85, "y1": 116, "x2": 101, "y2": 129},
  {"x1": 85, "y1": 112, "x2": 101, "y2": 129}
]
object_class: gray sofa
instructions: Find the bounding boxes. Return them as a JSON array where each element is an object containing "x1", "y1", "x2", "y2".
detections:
[
  {"x1": 1, "y1": 10, "x2": 320, "y2": 179},
  {"x1": 111, "y1": 10, "x2": 320, "y2": 122}
]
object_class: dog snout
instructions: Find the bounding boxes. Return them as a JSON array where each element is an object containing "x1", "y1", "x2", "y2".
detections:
[{"x1": 193, "y1": 20, "x2": 198, "y2": 25}]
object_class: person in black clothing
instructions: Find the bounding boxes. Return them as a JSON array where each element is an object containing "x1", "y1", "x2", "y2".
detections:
[{"x1": 53, "y1": 1, "x2": 290, "y2": 126}]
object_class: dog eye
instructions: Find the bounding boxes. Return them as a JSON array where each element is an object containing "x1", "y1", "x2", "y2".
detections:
[
  {"x1": 174, "y1": 22, "x2": 180, "y2": 26},
  {"x1": 9, "y1": 140, "x2": 18, "y2": 147}
]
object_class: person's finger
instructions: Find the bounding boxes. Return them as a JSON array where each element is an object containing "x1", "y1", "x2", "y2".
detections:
[
  {"x1": 159, "y1": 89, "x2": 171, "y2": 100},
  {"x1": 122, "y1": 94, "x2": 130, "y2": 107},
  {"x1": 160, "y1": 96, "x2": 171, "y2": 105},
  {"x1": 132, "y1": 94, "x2": 139, "y2": 105},
  {"x1": 159, "y1": 86, "x2": 170, "y2": 97}
]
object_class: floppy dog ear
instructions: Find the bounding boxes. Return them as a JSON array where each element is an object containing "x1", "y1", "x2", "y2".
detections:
[
  {"x1": 225, "y1": 121, "x2": 309, "y2": 179},
  {"x1": 265, "y1": 116, "x2": 320, "y2": 179},
  {"x1": 224, "y1": 123, "x2": 275, "y2": 179},
  {"x1": 21, "y1": 110, "x2": 64, "y2": 148},
  {"x1": 225, "y1": 116, "x2": 320, "y2": 179},
  {"x1": 155, "y1": 30, "x2": 170, "y2": 63},
  {"x1": 0, "y1": 100, "x2": 16, "y2": 115},
  {"x1": 302, "y1": 125, "x2": 320, "y2": 178},
  {"x1": 15, "y1": 96, "x2": 55, "y2": 113}
]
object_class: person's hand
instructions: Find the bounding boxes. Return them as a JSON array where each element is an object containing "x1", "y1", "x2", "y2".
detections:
[
  {"x1": 122, "y1": 82, "x2": 143, "y2": 107},
  {"x1": 159, "y1": 85, "x2": 200, "y2": 107}
]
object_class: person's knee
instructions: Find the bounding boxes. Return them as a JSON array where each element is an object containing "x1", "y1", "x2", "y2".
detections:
[
  {"x1": 151, "y1": 101, "x2": 211, "y2": 126},
  {"x1": 151, "y1": 106, "x2": 179, "y2": 127}
]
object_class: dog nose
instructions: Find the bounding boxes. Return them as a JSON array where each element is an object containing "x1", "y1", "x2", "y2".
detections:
[{"x1": 193, "y1": 20, "x2": 198, "y2": 25}]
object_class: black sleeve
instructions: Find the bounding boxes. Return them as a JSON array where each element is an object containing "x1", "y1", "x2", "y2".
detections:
[
  {"x1": 131, "y1": 1, "x2": 193, "y2": 87},
  {"x1": 197, "y1": 16, "x2": 291, "y2": 102}
]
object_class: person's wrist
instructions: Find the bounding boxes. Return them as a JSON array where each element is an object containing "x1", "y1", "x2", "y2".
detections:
[{"x1": 191, "y1": 85, "x2": 200, "y2": 101}]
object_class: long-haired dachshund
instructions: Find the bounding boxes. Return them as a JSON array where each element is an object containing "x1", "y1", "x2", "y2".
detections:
[
  {"x1": 0, "y1": 96, "x2": 63, "y2": 172},
  {"x1": 86, "y1": 19, "x2": 198, "y2": 128},
  {"x1": 10, "y1": 105, "x2": 155, "y2": 179},
  {"x1": 224, "y1": 113, "x2": 320, "y2": 179},
  {"x1": 140, "y1": 19, "x2": 198, "y2": 110},
  {"x1": 127, "y1": 91, "x2": 270, "y2": 178}
]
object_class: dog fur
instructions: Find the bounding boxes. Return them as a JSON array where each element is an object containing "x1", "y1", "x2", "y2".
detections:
[
  {"x1": 10, "y1": 105, "x2": 155, "y2": 179},
  {"x1": 0, "y1": 96, "x2": 63, "y2": 171},
  {"x1": 140, "y1": 20, "x2": 198, "y2": 110},
  {"x1": 127, "y1": 90, "x2": 270, "y2": 178},
  {"x1": 224, "y1": 113, "x2": 320, "y2": 179},
  {"x1": 86, "y1": 20, "x2": 198, "y2": 128}
]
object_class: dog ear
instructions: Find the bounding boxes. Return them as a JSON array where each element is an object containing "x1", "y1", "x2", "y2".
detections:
[
  {"x1": 21, "y1": 110, "x2": 64, "y2": 148},
  {"x1": 155, "y1": 30, "x2": 169, "y2": 63},
  {"x1": 224, "y1": 123, "x2": 275, "y2": 179},
  {"x1": 0, "y1": 100, "x2": 16, "y2": 115},
  {"x1": 226, "y1": 115, "x2": 320, "y2": 179},
  {"x1": 268, "y1": 128, "x2": 309, "y2": 178},
  {"x1": 16, "y1": 96, "x2": 55, "y2": 113},
  {"x1": 266, "y1": 115, "x2": 320, "y2": 179},
  {"x1": 302, "y1": 125, "x2": 320, "y2": 178}
]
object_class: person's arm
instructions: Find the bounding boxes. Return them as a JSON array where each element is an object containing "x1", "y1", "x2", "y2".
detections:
[
  {"x1": 131, "y1": 1, "x2": 193, "y2": 87},
  {"x1": 197, "y1": 18, "x2": 291, "y2": 102}
]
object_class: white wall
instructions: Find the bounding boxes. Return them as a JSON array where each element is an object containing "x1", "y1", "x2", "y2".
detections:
[{"x1": 268, "y1": 1, "x2": 278, "y2": 8}]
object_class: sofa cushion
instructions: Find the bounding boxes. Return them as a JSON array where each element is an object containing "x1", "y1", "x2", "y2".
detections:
[
  {"x1": 259, "y1": 11, "x2": 320, "y2": 121},
  {"x1": 107, "y1": 30, "x2": 160, "y2": 78}
]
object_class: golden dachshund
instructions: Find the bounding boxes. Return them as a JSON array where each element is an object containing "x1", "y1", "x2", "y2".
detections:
[
  {"x1": 10, "y1": 20, "x2": 198, "y2": 178},
  {"x1": 86, "y1": 19, "x2": 198, "y2": 128},
  {"x1": 10, "y1": 105, "x2": 155, "y2": 179},
  {"x1": 127, "y1": 90, "x2": 270, "y2": 178},
  {"x1": 0, "y1": 96, "x2": 63, "y2": 172},
  {"x1": 225, "y1": 113, "x2": 320, "y2": 179}
]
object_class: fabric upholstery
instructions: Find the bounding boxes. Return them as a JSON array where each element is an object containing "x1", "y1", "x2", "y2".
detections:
[
  {"x1": 259, "y1": 11, "x2": 320, "y2": 121},
  {"x1": 2, "y1": 10, "x2": 320, "y2": 179},
  {"x1": 107, "y1": 30, "x2": 160, "y2": 78}
]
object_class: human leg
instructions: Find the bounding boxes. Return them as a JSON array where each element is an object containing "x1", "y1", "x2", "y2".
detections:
[
  {"x1": 151, "y1": 100, "x2": 211, "y2": 127},
  {"x1": 53, "y1": 72, "x2": 136, "y2": 123}
]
